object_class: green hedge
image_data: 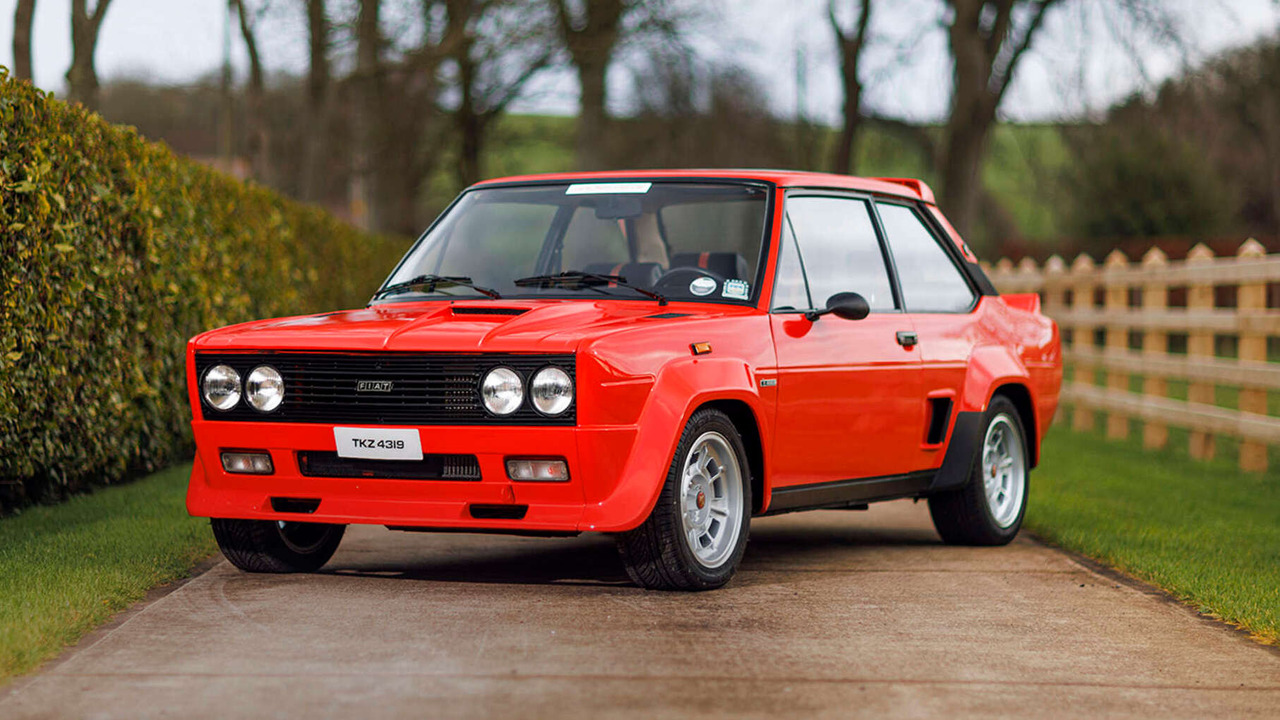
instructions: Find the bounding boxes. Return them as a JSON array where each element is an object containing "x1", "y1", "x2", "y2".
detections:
[{"x1": 0, "y1": 70, "x2": 407, "y2": 511}]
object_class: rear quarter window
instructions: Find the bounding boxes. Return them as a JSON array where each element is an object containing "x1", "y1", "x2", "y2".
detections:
[{"x1": 877, "y1": 203, "x2": 976, "y2": 313}]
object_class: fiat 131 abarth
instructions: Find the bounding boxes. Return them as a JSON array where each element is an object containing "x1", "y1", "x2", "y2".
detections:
[{"x1": 187, "y1": 170, "x2": 1061, "y2": 590}]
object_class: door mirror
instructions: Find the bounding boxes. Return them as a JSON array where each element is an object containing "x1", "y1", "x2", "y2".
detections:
[{"x1": 805, "y1": 292, "x2": 870, "y2": 322}]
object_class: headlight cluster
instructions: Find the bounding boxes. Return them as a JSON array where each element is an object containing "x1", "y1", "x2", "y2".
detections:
[
  {"x1": 202, "y1": 364, "x2": 285, "y2": 412},
  {"x1": 481, "y1": 366, "x2": 573, "y2": 416}
]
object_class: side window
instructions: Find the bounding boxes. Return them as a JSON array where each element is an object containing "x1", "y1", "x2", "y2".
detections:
[
  {"x1": 783, "y1": 196, "x2": 896, "y2": 311},
  {"x1": 770, "y1": 218, "x2": 812, "y2": 311},
  {"x1": 876, "y1": 203, "x2": 976, "y2": 313}
]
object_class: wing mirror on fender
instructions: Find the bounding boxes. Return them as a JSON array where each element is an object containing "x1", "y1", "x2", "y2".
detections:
[{"x1": 804, "y1": 292, "x2": 871, "y2": 322}]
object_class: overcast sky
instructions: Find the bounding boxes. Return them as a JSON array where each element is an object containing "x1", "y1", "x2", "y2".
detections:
[{"x1": 3, "y1": 0, "x2": 1279, "y2": 124}]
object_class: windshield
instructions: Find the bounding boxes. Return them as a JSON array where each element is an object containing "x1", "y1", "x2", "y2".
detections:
[{"x1": 378, "y1": 181, "x2": 771, "y2": 305}]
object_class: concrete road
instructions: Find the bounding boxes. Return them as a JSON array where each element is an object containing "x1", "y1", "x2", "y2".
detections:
[{"x1": 4, "y1": 500, "x2": 1278, "y2": 719}]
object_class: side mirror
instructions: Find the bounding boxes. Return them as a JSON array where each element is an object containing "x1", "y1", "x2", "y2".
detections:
[{"x1": 804, "y1": 292, "x2": 871, "y2": 322}]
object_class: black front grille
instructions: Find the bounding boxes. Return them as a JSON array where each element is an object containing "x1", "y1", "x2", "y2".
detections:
[
  {"x1": 195, "y1": 352, "x2": 575, "y2": 425},
  {"x1": 297, "y1": 451, "x2": 482, "y2": 480}
]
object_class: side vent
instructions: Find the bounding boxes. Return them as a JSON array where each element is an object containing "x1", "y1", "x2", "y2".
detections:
[
  {"x1": 451, "y1": 306, "x2": 528, "y2": 316},
  {"x1": 926, "y1": 398, "x2": 953, "y2": 445}
]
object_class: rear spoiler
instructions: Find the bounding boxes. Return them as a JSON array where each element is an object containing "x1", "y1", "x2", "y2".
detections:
[
  {"x1": 1002, "y1": 293, "x2": 1041, "y2": 314},
  {"x1": 872, "y1": 178, "x2": 935, "y2": 204}
]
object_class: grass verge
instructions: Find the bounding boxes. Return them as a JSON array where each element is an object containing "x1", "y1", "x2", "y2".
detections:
[
  {"x1": 1029, "y1": 425, "x2": 1280, "y2": 644},
  {"x1": 0, "y1": 464, "x2": 215, "y2": 683}
]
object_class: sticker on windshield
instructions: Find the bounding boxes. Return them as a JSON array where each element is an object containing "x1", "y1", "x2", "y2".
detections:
[
  {"x1": 689, "y1": 277, "x2": 717, "y2": 296},
  {"x1": 565, "y1": 182, "x2": 652, "y2": 195},
  {"x1": 722, "y1": 279, "x2": 750, "y2": 300}
]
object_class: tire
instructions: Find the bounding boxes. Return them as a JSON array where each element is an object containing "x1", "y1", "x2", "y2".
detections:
[
  {"x1": 211, "y1": 518, "x2": 346, "y2": 573},
  {"x1": 928, "y1": 396, "x2": 1029, "y2": 546},
  {"x1": 616, "y1": 408, "x2": 752, "y2": 591}
]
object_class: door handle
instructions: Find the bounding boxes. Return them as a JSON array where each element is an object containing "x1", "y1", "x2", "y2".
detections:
[{"x1": 896, "y1": 331, "x2": 918, "y2": 348}]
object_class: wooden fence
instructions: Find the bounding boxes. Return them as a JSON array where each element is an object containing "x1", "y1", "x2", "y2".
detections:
[{"x1": 986, "y1": 239, "x2": 1280, "y2": 472}]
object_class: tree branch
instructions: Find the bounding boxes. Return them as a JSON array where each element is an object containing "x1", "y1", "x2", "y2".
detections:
[
  {"x1": 991, "y1": 0, "x2": 1060, "y2": 103},
  {"x1": 90, "y1": 0, "x2": 112, "y2": 29}
]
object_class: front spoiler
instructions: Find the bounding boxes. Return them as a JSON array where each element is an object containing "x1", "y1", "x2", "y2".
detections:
[{"x1": 187, "y1": 421, "x2": 645, "y2": 533}]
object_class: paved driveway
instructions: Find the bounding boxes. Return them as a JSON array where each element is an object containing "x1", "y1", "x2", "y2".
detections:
[{"x1": 3, "y1": 500, "x2": 1278, "y2": 719}]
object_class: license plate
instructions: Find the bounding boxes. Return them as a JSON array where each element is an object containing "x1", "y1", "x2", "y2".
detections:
[{"x1": 333, "y1": 427, "x2": 423, "y2": 461}]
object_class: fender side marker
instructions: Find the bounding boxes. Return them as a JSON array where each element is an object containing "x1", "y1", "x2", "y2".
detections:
[{"x1": 691, "y1": 342, "x2": 713, "y2": 355}]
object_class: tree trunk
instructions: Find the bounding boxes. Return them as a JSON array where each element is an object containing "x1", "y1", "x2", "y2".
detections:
[
  {"x1": 12, "y1": 0, "x2": 36, "y2": 82},
  {"x1": 575, "y1": 57, "x2": 609, "y2": 170},
  {"x1": 66, "y1": 0, "x2": 112, "y2": 111},
  {"x1": 938, "y1": 0, "x2": 1057, "y2": 239},
  {"x1": 300, "y1": 0, "x2": 330, "y2": 203},
  {"x1": 234, "y1": 0, "x2": 269, "y2": 183},
  {"x1": 829, "y1": 0, "x2": 872, "y2": 176},
  {"x1": 352, "y1": 0, "x2": 383, "y2": 231},
  {"x1": 554, "y1": 0, "x2": 625, "y2": 171},
  {"x1": 939, "y1": 87, "x2": 996, "y2": 240}
]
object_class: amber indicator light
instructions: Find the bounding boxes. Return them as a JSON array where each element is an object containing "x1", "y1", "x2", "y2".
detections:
[{"x1": 691, "y1": 342, "x2": 712, "y2": 355}]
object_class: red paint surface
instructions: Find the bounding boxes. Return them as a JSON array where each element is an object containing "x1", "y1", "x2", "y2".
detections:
[{"x1": 187, "y1": 170, "x2": 1061, "y2": 532}]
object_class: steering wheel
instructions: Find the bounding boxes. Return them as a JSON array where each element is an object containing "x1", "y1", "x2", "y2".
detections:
[{"x1": 653, "y1": 267, "x2": 729, "y2": 298}]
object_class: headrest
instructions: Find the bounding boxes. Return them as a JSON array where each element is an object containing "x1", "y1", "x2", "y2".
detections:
[
  {"x1": 670, "y1": 252, "x2": 749, "y2": 281},
  {"x1": 582, "y1": 262, "x2": 664, "y2": 288}
]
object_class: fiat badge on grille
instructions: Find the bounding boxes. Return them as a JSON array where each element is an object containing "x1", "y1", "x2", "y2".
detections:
[{"x1": 356, "y1": 380, "x2": 394, "y2": 393}]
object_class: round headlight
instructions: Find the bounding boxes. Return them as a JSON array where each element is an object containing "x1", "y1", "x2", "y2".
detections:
[
  {"x1": 202, "y1": 364, "x2": 242, "y2": 411},
  {"x1": 481, "y1": 367, "x2": 524, "y2": 415},
  {"x1": 530, "y1": 367, "x2": 573, "y2": 415},
  {"x1": 245, "y1": 365, "x2": 285, "y2": 412}
]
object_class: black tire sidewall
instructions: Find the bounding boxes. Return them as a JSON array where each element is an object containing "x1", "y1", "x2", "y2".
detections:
[{"x1": 212, "y1": 518, "x2": 345, "y2": 573}]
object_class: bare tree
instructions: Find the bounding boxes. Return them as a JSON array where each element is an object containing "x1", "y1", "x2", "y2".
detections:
[
  {"x1": 446, "y1": 0, "x2": 556, "y2": 186},
  {"x1": 234, "y1": 0, "x2": 270, "y2": 182},
  {"x1": 67, "y1": 0, "x2": 114, "y2": 110},
  {"x1": 351, "y1": 0, "x2": 384, "y2": 230},
  {"x1": 299, "y1": 0, "x2": 331, "y2": 202},
  {"x1": 829, "y1": 0, "x2": 872, "y2": 175},
  {"x1": 553, "y1": 0, "x2": 627, "y2": 170},
  {"x1": 12, "y1": 0, "x2": 36, "y2": 82},
  {"x1": 938, "y1": 0, "x2": 1060, "y2": 237}
]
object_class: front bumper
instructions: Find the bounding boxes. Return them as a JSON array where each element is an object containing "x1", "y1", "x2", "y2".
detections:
[{"x1": 188, "y1": 421, "x2": 645, "y2": 533}]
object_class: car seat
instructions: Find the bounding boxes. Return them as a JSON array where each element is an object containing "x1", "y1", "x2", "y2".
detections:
[{"x1": 669, "y1": 252, "x2": 750, "y2": 280}]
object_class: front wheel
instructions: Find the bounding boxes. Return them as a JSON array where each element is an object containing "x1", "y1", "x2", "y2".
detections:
[
  {"x1": 928, "y1": 396, "x2": 1029, "y2": 546},
  {"x1": 616, "y1": 408, "x2": 752, "y2": 590},
  {"x1": 211, "y1": 518, "x2": 345, "y2": 573}
]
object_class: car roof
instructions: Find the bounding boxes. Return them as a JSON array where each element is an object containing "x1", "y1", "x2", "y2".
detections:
[{"x1": 471, "y1": 169, "x2": 936, "y2": 205}]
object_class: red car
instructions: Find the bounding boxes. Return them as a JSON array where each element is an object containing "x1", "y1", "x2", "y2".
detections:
[{"x1": 187, "y1": 170, "x2": 1061, "y2": 590}]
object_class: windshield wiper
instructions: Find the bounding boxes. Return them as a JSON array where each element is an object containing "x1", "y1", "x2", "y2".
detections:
[
  {"x1": 372, "y1": 274, "x2": 501, "y2": 300},
  {"x1": 513, "y1": 271, "x2": 667, "y2": 306}
]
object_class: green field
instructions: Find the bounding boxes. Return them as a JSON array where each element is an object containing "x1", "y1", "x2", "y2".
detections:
[
  {"x1": 0, "y1": 465, "x2": 215, "y2": 682},
  {"x1": 1029, "y1": 424, "x2": 1280, "y2": 644}
]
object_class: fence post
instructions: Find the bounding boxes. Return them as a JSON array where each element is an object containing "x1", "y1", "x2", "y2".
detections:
[
  {"x1": 1141, "y1": 247, "x2": 1169, "y2": 450},
  {"x1": 1186, "y1": 243, "x2": 1216, "y2": 460},
  {"x1": 1042, "y1": 255, "x2": 1067, "y2": 316},
  {"x1": 1071, "y1": 253, "x2": 1096, "y2": 432},
  {"x1": 1104, "y1": 250, "x2": 1130, "y2": 439},
  {"x1": 1237, "y1": 239, "x2": 1269, "y2": 472}
]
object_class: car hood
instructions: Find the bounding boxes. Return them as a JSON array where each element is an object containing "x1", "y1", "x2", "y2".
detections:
[{"x1": 193, "y1": 300, "x2": 753, "y2": 354}]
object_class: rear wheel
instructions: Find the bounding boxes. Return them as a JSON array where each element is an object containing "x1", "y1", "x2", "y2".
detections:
[
  {"x1": 616, "y1": 408, "x2": 751, "y2": 590},
  {"x1": 211, "y1": 518, "x2": 345, "y2": 573},
  {"x1": 928, "y1": 396, "x2": 1029, "y2": 546}
]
